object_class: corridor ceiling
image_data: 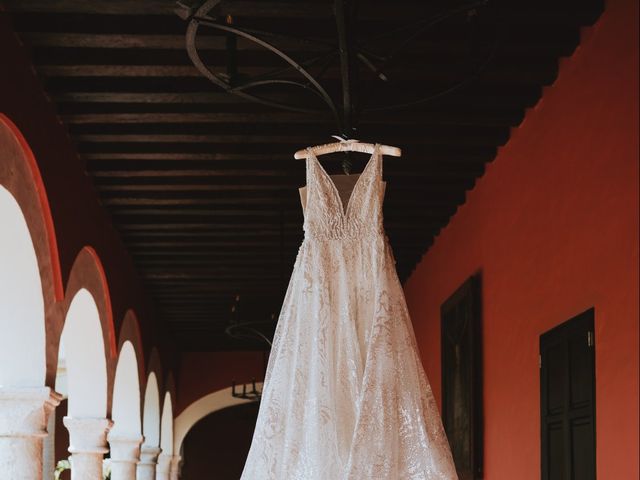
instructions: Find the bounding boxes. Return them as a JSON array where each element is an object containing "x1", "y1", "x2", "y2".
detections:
[{"x1": 1, "y1": 0, "x2": 603, "y2": 350}]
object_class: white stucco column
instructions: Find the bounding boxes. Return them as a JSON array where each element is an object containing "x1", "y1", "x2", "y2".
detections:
[
  {"x1": 0, "y1": 387, "x2": 61, "y2": 480},
  {"x1": 137, "y1": 445, "x2": 161, "y2": 480},
  {"x1": 108, "y1": 433, "x2": 143, "y2": 480},
  {"x1": 63, "y1": 416, "x2": 113, "y2": 480},
  {"x1": 155, "y1": 452, "x2": 172, "y2": 480},
  {"x1": 169, "y1": 455, "x2": 182, "y2": 480}
]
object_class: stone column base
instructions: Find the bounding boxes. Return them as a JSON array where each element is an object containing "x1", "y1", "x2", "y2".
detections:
[
  {"x1": 0, "y1": 386, "x2": 62, "y2": 480},
  {"x1": 63, "y1": 416, "x2": 113, "y2": 480},
  {"x1": 169, "y1": 455, "x2": 183, "y2": 480},
  {"x1": 137, "y1": 444, "x2": 162, "y2": 480},
  {"x1": 156, "y1": 452, "x2": 172, "y2": 480},
  {"x1": 108, "y1": 432, "x2": 143, "y2": 480}
]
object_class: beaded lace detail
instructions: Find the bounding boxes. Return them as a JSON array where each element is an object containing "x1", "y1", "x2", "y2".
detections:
[
  {"x1": 303, "y1": 144, "x2": 384, "y2": 241},
  {"x1": 241, "y1": 144, "x2": 459, "y2": 480}
]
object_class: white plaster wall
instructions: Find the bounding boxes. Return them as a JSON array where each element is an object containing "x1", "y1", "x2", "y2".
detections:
[
  {"x1": 111, "y1": 341, "x2": 141, "y2": 437},
  {"x1": 0, "y1": 186, "x2": 46, "y2": 387},
  {"x1": 61, "y1": 288, "x2": 107, "y2": 418},
  {"x1": 142, "y1": 372, "x2": 161, "y2": 448},
  {"x1": 159, "y1": 393, "x2": 173, "y2": 456}
]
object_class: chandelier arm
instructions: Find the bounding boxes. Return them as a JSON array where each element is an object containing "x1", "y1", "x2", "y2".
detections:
[
  {"x1": 230, "y1": 50, "x2": 337, "y2": 87},
  {"x1": 225, "y1": 25, "x2": 337, "y2": 50},
  {"x1": 229, "y1": 329, "x2": 274, "y2": 348},
  {"x1": 188, "y1": 17, "x2": 340, "y2": 126},
  {"x1": 231, "y1": 88, "x2": 328, "y2": 114},
  {"x1": 190, "y1": 0, "x2": 336, "y2": 49},
  {"x1": 363, "y1": 26, "x2": 500, "y2": 112},
  {"x1": 366, "y1": 1, "x2": 489, "y2": 84},
  {"x1": 225, "y1": 322, "x2": 274, "y2": 347},
  {"x1": 356, "y1": 51, "x2": 387, "y2": 81},
  {"x1": 367, "y1": 0, "x2": 489, "y2": 42},
  {"x1": 312, "y1": 51, "x2": 340, "y2": 83}
]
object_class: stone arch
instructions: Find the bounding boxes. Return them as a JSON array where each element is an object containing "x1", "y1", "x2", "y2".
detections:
[
  {"x1": 141, "y1": 347, "x2": 163, "y2": 449},
  {"x1": 60, "y1": 288, "x2": 108, "y2": 418},
  {"x1": 117, "y1": 309, "x2": 146, "y2": 410},
  {"x1": 110, "y1": 341, "x2": 142, "y2": 438},
  {"x1": 173, "y1": 383, "x2": 262, "y2": 454},
  {"x1": 0, "y1": 185, "x2": 46, "y2": 386},
  {"x1": 142, "y1": 372, "x2": 161, "y2": 449},
  {"x1": 0, "y1": 114, "x2": 62, "y2": 388},
  {"x1": 61, "y1": 246, "x2": 118, "y2": 412},
  {"x1": 160, "y1": 391, "x2": 174, "y2": 457}
]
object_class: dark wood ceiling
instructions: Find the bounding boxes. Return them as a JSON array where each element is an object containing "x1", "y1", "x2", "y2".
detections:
[{"x1": 1, "y1": 0, "x2": 603, "y2": 351}]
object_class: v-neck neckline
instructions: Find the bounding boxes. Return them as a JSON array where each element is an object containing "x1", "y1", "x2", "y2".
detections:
[{"x1": 308, "y1": 143, "x2": 380, "y2": 219}]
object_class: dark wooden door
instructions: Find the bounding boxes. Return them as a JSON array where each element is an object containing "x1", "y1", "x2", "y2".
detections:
[
  {"x1": 540, "y1": 308, "x2": 596, "y2": 480},
  {"x1": 441, "y1": 274, "x2": 483, "y2": 479}
]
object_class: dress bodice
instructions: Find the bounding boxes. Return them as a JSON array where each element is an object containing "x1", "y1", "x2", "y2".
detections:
[{"x1": 302, "y1": 144, "x2": 386, "y2": 241}]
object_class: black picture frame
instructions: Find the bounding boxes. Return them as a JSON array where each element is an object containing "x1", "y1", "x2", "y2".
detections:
[{"x1": 440, "y1": 274, "x2": 483, "y2": 479}]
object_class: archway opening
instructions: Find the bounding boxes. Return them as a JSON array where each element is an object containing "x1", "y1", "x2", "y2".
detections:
[
  {"x1": 111, "y1": 341, "x2": 141, "y2": 438},
  {"x1": 50, "y1": 288, "x2": 108, "y2": 478},
  {"x1": 61, "y1": 288, "x2": 107, "y2": 418},
  {"x1": 0, "y1": 185, "x2": 46, "y2": 387},
  {"x1": 142, "y1": 372, "x2": 161, "y2": 450},
  {"x1": 160, "y1": 392, "x2": 174, "y2": 457},
  {"x1": 181, "y1": 403, "x2": 259, "y2": 480}
]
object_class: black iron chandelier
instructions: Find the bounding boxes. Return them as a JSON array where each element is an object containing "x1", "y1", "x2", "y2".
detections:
[{"x1": 176, "y1": 0, "x2": 496, "y2": 144}]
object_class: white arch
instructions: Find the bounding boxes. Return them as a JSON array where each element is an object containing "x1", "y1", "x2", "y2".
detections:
[
  {"x1": 160, "y1": 392, "x2": 174, "y2": 456},
  {"x1": 111, "y1": 341, "x2": 141, "y2": 437},
  {"x1": 0, "y1": 186, "x2": 46, "y2": 387},
  {"x1": 173, "y1": 383, "x2": 262, "y2": 454},
  {"x1": 142, "y1": 372, "x2": 161, "y2": 448},
  {"x1": 61, "y1": 288, "x2": 107, "y2": 417}
]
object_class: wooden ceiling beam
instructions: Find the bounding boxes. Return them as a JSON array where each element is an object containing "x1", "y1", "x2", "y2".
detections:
[
  {"x1": 75, "y1": 133, "x2": 497, "y2": 144},
  {"x1": 36, "y1": 64, "x2": 558, "y2": 86},
  {"x1": 95, "y1": 182, "x2": 474, "y2": 192},
  {"x1": 21, "y1": 32, "x2": 580, "y2": 57},
  {"x1": 89, "y1": 169, "x2": 483, "y2": 180},
  {"x1": 61, "y1": 111, "x2": 523, "y2": 128},
  {"x1": 0, "y1": 1, "x2": 333, "y2": 17},
  {"x1": 53, "y1": 90, "x2": 539, "y2": 109},
  {"x1": 3, "y1": 1, "x2": 603, "y2": 24},
  {"x1": 21, "y1": 32, "x2": 326, "y2": 50},
  {"x1": 82, "y1": 151, "x2": 493, "y2": 162},
  {"x1": 120, "y1": 228, "x2": 440, "y2": 238},
  {"x1": 96, "y1": 189, "x2": 468, "y2": 201},
  {"x1": 99, "y1": 197, "x2": 463, "y2": 207},
  {"x1": 75, "y1": 135, "x2": 505, "y2": 150}
]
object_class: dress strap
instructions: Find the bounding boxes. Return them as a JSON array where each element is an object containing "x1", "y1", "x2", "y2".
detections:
[
  {"x1": 374, "y1": 143, "x2": 383, "y2": 181},
  {"x1": 305, "y1": 147, "x2": 315, "y2": 190}
]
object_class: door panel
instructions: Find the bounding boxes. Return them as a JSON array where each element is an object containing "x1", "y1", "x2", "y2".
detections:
[{"x1": 540, "y1": 308, "x2": 596, "y2": 480}]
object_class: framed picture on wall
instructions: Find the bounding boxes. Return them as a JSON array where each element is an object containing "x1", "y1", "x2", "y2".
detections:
[{"x1": 441, "y1": 274, "x2": 483, "y2": 479}]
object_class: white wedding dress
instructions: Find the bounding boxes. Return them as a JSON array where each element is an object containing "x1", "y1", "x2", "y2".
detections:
[{"x1": 241, "y1": 144, "x2": 458, "y2": 479}]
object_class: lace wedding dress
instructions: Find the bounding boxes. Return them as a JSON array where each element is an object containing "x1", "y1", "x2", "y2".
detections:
[{"x1": 241, "y1": 144, "x2": 458, "y2": 480}]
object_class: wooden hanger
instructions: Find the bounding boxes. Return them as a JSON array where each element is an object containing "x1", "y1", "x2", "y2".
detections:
[{"x1": 294, "y1": 137, "x2": 402, "y2": 159}]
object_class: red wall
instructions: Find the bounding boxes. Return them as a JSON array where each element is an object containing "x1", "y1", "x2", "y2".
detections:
[
  {"x1": 403, "y1": 0, "x2": 639, "y2": 478},
  {"x1": 176, "y1": 351, "x2": 266, "y2": 415}
]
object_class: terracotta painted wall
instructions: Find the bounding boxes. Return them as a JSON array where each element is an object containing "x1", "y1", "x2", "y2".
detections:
[
  {"x1": 403, "y1": 0, "x2": 639, "y2": 478},
  {"x1": 176, "y1": 351, "x2": 266, "y2": 415}
]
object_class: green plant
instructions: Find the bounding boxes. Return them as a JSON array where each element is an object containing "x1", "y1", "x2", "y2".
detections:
[
  {"x1": 54, "y1": 460, "x2": 70, "y2": 480},
  {"x1": 54, "y1": 458, "x2": 111, "y2": 480}
]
